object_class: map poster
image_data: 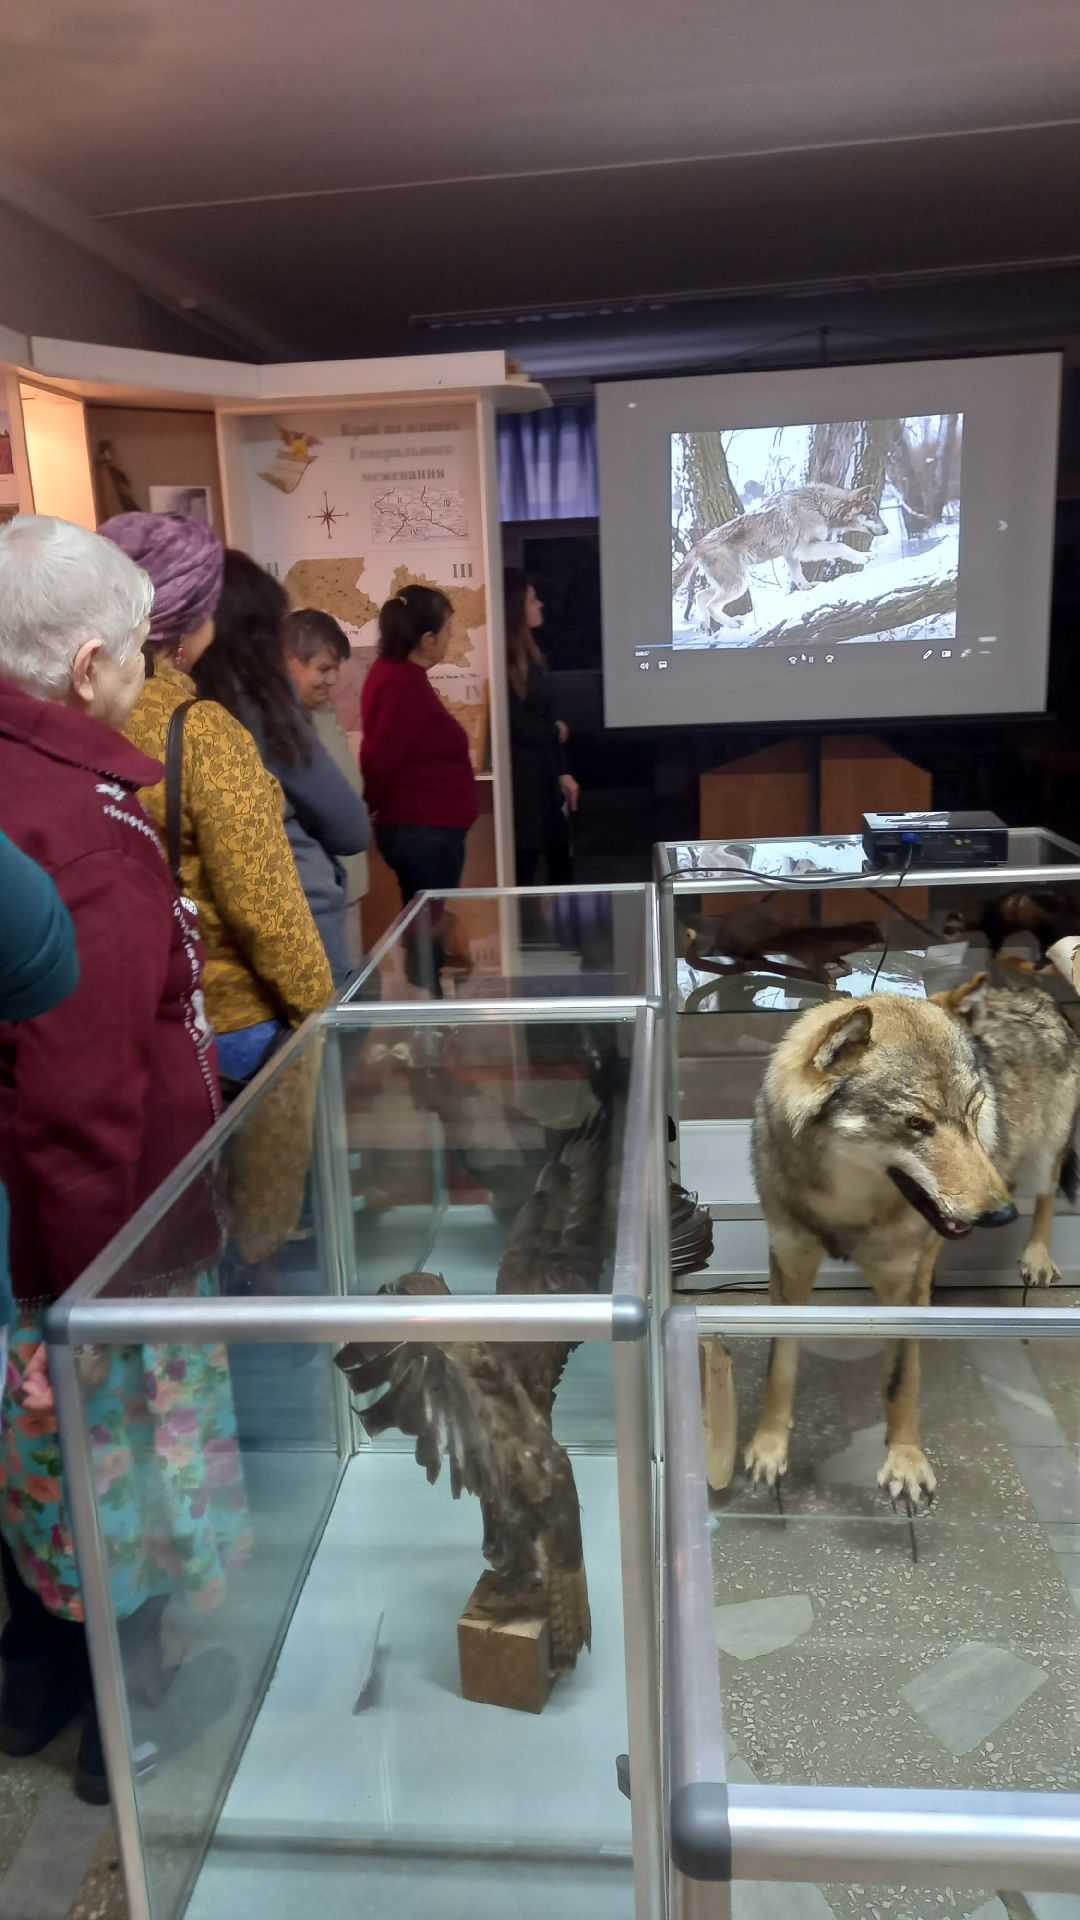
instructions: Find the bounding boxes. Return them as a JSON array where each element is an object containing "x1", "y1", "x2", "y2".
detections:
[
  {"x1": 240, "y1": 402, "x2": 488, "y2": 765},
  {"x1": 0, "y1": 411, "x2": 17, "y2": 509}
]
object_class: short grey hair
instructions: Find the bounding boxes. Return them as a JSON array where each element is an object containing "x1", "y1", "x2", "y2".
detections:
[{"x1": 0, "y1": 514, "x2": 154, "y2": 696}]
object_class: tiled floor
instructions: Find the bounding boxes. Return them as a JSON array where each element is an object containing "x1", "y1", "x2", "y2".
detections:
[{"x1": 0, "y1": 1724, "x2": 124, "y2": 1919}]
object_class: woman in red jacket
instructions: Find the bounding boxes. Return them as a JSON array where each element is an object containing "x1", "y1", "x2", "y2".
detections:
[
  {"x1": 361, "y1": 586, "x2": 478, "y2": 989},
  {"x1": 0, "y1": 516, "x2": 247, "y2": 1805}
]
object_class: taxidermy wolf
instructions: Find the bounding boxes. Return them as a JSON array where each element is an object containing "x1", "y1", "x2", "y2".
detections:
[
  {"x1": 747, "y1": 977, "x2": 1080, "y2": 1509},
  {"x1": 673, "y1": 483, "x2": 888, "y2": 631}
]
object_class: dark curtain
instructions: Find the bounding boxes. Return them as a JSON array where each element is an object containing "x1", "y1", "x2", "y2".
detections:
[{"x1": 498, "y1": 402, "x2": 598, "y2": 521}]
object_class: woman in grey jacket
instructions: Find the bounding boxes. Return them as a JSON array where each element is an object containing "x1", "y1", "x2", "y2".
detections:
[{"x1": 194, "y1": 552, "x2": 369, "y2": 984}]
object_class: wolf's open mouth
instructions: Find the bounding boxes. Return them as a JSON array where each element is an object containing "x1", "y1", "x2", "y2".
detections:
[{"x1": 887, "y1": 1166, "x2": 972, "y2": 1239}]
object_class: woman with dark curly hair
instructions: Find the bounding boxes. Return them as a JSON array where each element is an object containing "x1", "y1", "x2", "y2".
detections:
[
  {"x1": 195, "y1": 552, "x2": 369, "y2": 992},
  {"x1": 104, "y1": 515, "x2": 332, "y2": 1091}
]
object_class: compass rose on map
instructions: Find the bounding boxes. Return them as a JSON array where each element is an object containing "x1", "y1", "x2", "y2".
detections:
[{"x1": 309, "y1": 492, "x2": 348, "y2": 541}]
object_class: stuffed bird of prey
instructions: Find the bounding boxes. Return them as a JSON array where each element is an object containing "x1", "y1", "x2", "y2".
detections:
[{"x1": 335, "y1": 1101, "x2": 612, "y2": 1674}]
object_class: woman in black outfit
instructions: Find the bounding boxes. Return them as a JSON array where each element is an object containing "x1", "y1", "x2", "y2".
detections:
[{"x1": 504, "y1": 568, "x2": 579, "y2": 885}]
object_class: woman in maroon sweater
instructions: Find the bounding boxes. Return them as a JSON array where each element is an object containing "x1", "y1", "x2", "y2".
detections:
[{"x1": 361, "y1": 587, "x2": 478, "y2": 988}]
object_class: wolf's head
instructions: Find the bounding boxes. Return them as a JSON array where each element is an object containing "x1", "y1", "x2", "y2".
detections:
[
  {"x1": 841, "y1": 486, "x2": 888, "y2": 538},
  {"x1": 764, "y1": 992, "x2": 1015, "y2": 1239}
]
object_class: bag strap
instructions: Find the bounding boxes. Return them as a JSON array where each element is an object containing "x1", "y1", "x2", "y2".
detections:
[{"x1": 164, "y1": 699, "x2": 196, "y2": 892}]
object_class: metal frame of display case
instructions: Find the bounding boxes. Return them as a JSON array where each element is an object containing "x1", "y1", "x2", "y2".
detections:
[
  {"x1": 663, "y1": 1303, "x2": 1080, "y2": 1918},
  {"x1": 653, "y1": 828, "x2": 1080, "y2": 1187},
  {"x1": 46, "y1": 896, "x2": 669, "y2": 1920}
]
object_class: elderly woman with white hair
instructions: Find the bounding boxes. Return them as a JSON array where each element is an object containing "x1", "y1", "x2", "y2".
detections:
[{"x1": 0, "y1": 515, "x2": 249, "y2": 1806}]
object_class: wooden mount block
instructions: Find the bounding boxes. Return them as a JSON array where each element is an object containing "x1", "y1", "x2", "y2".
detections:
[
  {"x1": 700, "y1": 1337, "x2": 738, "y2": 1491},
  {"x1": 458, "y1": 1573, "x2": 553, "y2": 1714}
]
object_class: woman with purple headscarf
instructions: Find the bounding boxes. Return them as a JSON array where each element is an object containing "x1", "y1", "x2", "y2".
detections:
[{"x1": 100, "y1": 514, "x2": 331, "y2": 1080}]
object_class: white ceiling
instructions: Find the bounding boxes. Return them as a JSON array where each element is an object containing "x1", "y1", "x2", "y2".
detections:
[{"x1": 3, "y1": 0, "x2": 1080, "y2": 359}]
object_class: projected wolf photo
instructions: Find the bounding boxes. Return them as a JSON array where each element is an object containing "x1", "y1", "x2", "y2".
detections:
[{"x1": 671, "y1": 417, "x2": 962, "y2": 650}]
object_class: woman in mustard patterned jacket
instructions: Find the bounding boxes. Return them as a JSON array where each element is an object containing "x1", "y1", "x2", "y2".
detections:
[{"x1": 101, "y1": 514, "x2": 331, "y2": 1081}]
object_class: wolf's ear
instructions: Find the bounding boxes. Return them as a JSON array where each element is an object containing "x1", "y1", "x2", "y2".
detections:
[
  {"x1": 931, "y1": 971, "x2": 989, "y2": 1020},
  {"x1": 811, "y1": 1004, "x2": 873, "y2": 1074}
]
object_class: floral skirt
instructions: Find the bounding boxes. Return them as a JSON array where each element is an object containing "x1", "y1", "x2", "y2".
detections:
[{"x1": 0, "y1": 1307, "x2": 252, "y2": 1624}]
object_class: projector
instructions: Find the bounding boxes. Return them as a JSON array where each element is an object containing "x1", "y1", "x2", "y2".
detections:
[{"x1": 862, "y1": 810, "x2": 1008, "y2": 871}]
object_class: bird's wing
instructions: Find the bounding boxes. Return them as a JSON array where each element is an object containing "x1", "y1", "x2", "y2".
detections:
[{"x1": 335, "y1": 1273, "x2": 590, "y2": 1664}]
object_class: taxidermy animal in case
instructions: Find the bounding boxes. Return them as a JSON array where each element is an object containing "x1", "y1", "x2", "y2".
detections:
[
  {"x1": 944, "y1": 886, "x2": 1080, "y2": 980},
  {"x1": 745, "y1": 977, "x2": 1080, "y2": 1510},
  {"x1": 679, "y1": 909, "x2": 881, "y2": 993},
  {"x1": 336, "y1": 1102, "x2": 613, "y2": 1680}
]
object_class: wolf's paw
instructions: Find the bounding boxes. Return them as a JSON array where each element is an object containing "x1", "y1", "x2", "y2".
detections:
[
  {"x1": 1019, "y1": 1245, "x2": 1060, "y2": 1291},
  {"x1": 745, "y1": 1427, "x2": 789, "y2": 1489},
  {"x1": 877, "y1": 1445, "x2": 936, "y2": 1511}
]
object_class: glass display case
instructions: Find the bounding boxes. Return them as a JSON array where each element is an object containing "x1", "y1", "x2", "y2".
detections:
[
  {"x1": 663, "y1": 1301, "x2": 1080, "y2": 1918},
  {"x1": 46, "y1": 976, "x2": 664, "y2": 1920},
  {"x1": 342, "y1": 882, "x2": 660, "y2": 1007},
  {"x1": 655, "y1": 830, "x2": 1080, "y2": 1291}
]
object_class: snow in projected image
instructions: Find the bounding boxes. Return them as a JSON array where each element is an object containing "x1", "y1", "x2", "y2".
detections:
[{"x1": 670, "y1": 417, "x2": 962, "y2": 650}]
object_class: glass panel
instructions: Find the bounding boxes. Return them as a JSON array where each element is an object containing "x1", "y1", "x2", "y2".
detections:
[
  {"x1": 671, "y1": 879, "x2": 1080, "y2": 1025},
  {"x1": 69, "y1": 1321, "x2": 630, "y2": 1920},
  {"x1": 342, "y1": 1016, "x2": 635, "y2": 1447},
  {"x1": 92, "y1": 1026, "x2": 339, "y2": 1450},
  {"x1": 665, "y1": 826, "x2": 1080, "y2": 880},
  {"x1": 343, "y1": 886, "x2": 651, "y2": 1003},
  {"x1": 56, "y1": 1002, "x2": 646, "y2": 1919},
  {"x1": 707, "y1": 1312, "x2": 1080, "y2": 1815},
  {"x1": 666, "y1": 1307, "x2": 1080, "y2": 1913},
  {"x1": 68, "y1": 1287, "x2": 341, "y2": 1920},
  {"x1": 664, "y1": 837, "x2": 1080, "y2": 1149},
  {"x1": 185, "y1": 1340, "x2": 630, "y2": 1920}
]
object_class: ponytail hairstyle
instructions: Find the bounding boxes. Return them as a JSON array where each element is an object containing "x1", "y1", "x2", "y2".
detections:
[
  {"x1": 503, "y1": 566, "x2": 544, "y2": 700},
  {"x1": 377, "y1": 584, "x2": 453, "y2": 661}
]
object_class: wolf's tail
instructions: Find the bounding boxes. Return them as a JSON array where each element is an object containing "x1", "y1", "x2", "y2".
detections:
[
  {"x1": 672, "y1": 544, "x2": 700, "y2": 595},
  {"x1": 1060, "y1": 1143, "x2": 1079, "y2": 1204}
]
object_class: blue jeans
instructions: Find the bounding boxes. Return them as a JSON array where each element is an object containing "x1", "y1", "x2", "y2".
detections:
[{"x1": 215, "y1": 1020, "x2": 284, "y2": 1090}]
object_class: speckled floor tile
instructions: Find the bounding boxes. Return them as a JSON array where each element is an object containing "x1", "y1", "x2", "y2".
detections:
[
  {"x1": 901, "y1": 1642, "x2": 1047, "y2": 1756},
  {"x1": 715, "y1": 1593, "x2": 814, "y2": 1660}
]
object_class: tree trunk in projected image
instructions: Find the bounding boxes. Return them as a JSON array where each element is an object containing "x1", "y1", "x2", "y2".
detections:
[
  {"x1": 801, "y1": 420, "x2": 864, "y2": 582},
  {"x1": 842, "y1": 419, "x2": 892, "y2": 557},
  {"x1": 683, "y1": 434, "x2": 742, "y2": 536},
  {"x1": 680, "y1": 434, "x2": 749, "y2": 617},
  {"x1": 888, "y1": 415, "x2": 961, "y2": 537},
  {"x1": 750, "y1": 570, "x2": 957, "y2": 649},
  {"x1": 804, "y1": 420, "x2": 859, "y2": 489}
]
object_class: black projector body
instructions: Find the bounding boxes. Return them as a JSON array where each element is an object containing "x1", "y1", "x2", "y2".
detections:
[{"x1": 862, "y1": 810, "x2": 1008, "y2": 871}]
